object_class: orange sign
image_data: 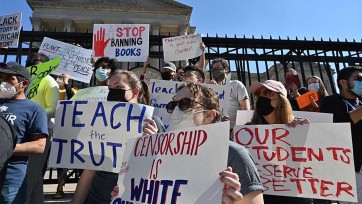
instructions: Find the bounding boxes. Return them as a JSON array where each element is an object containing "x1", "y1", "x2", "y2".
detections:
[{"x1": 296, "y1": 89, "x2": 319, "y2": 109}]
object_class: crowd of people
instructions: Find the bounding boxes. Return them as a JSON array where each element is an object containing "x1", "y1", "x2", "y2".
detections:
[{"x1": 0, "y1": 46, "x2": 361, "y2": 204}]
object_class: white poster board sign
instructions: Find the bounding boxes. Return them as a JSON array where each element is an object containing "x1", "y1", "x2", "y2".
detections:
[
  {"x1": 149, "y1": 79, "x2": 230, "y2": 131},
  {"x1": 0, "y1": 13, "x2": 22, "y2": 48},
  {"x1": 233, "y1": 123, "x2": 356, "y2": 202},
  {"x1": 162, "y1": 34, "x2": 202, "y2": 61},
  {"x1": 93, "y1": 24, "x2": 149, "y2": 62},
  {"x1": 38, "y1": 37, "x2": 93, "y2": 83},
  {"x1": 70, "y1": 86, "x2": 109, "y2": 101},
  {"x1": 236, "y1": 110, "x2": 333, "y2": 125},
  {"x1": 112, "y1": 122, "x2": 230, "y2": 204},
  {"x1": 49, "y1": 101, "x2": 154, "y2": 173}
]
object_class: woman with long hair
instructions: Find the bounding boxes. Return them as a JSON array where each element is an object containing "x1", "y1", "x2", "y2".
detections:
[
  {"x1": 72, "y1": 70, "x2": 164, "y2": 204},
  {"x1": 249, "y1": 80, "x2": 311, "y2": 204},
  {"x1": 302, "y1": 75, "x2": 329, "y2": 112}
]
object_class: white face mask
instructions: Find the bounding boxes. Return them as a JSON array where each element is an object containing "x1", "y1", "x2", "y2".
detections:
[
  {"x1": 0, "y1": 81, "x2": 20, "y2": 99},
  {"x1": 170, "y1": 107, "x2": 207, "y2": 131}
]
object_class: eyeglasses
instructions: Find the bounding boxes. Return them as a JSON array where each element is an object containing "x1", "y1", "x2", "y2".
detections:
[
  {"x1": 166, "y1": 98, "x2": 204, "y2": 113},
  {"x1": 348, "y1": 76, "x2": 362, "y2": 82}
]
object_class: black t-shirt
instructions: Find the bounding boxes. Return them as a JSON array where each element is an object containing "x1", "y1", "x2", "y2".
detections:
[{"x1": 320, "y1": 94, "x2": 362, "y2": 172}]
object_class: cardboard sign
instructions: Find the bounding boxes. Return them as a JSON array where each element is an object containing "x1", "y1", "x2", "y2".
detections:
[
  {"x1": 149, "y1": 79, "x2": 230, "y2": 131},
  {"x1": 48, "y1": 101, "x2": 154, "y2": 173},
  {"x1": 233, "y1": 123, "x2": 356, "y2": 202},
  {"x1": 70, "y1": 86, "x2": 109, "y2": 101},
  {"x1": 112, "y1": 122, "x2": 230, "y2": 204},
  {"x1": 38, "y1": 37, "x2": 93, "y2": 83},
  {"x1": 0, "y1": 13, "x2": 22, "y2": 48},
  {"x1": 93, "y1": 24, "x2": 149, "y2": 62},
  {"x1": 235, "y1": 110, "x2": 333, "y2": 125},
  {"x1": 26, "y1": 57, "x2": 61, "y2": 99},
  {"x1": 162, "y1": 34, "x2": 202, "y2": 61},
  {"x1": 296, "y1": 89, "x2": 319, "y2": 109}
]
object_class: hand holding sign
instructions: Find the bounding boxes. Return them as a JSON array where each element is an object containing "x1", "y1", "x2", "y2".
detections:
[{"x1": 93, "y1": 27, "x2": 110, "y2": 57}]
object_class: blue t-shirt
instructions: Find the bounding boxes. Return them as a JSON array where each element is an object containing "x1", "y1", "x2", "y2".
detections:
[{"x1": 0, "y1": 99, "x2": 48, "y2": 187}]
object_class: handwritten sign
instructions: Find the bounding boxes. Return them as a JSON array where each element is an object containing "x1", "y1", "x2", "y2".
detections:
[
  {"x1": 162, "y1": 34, "x2": 202, "y2": 61},
  {"x1": 26, "y1": 57, "x2": 61, "y2": 99},
  {"x1": 48, "y1": 101, "x2": 154, "y2": 173},
  {"x1": 235, "y1": 110, "x2": 333, "y2": 126},
  {"x1": 0, "y1": 13, "x2": 22, "y2": 48},
  {"x1": 93, "y1": 24, "x2": 149, "y2": 62},
  {"x1": 112, "y1": 122, "x2": 230, "y2": 204},
  {"x1": 70, "y1": 86, "x2": 109, "y2": 101},
  {"x1": 296, "y1": 89, "x2": 319, "y2": 109},
  {"x1": 38, "y1": 37, "x2": 93, "y2": 83},
  {"x1": 149, "y1": 79, "x2": 230, "y2": 131},
  {"x1": 233, "y1": 123, "x2": 356, "y2": 202},
  {"x1": 130, "y1": 67, "x2": 161, "y2": 84}
]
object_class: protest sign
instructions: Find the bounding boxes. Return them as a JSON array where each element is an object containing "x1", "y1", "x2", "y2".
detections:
[
  {"x1": 48, "y1": 101, "x2": 154, "y2": 173},
  {"x1": 70, "y1": 86, "x2": 109, "y2": 101},
  {"x1": 112, "y1": 122, "x2": 230, "y2": 204},
  {"x1": 236, "y1": 110, "x2": 333, "y2": 125},
  {"x1": 296, "y1": 89, "x2": 319, "y2": 109},
  {"x1": 26, "y1": 57, "x2": 61, "y2": 99},
  {"x1": 162, "y1": 34, "x2": 202, "y2": 61},
  {"x1": 233, "y1": 123, "x2": 356, "y2": 202},
  {"x1": 149, "y1": 79, "x2": 230, "y2": 131},
  {"x1": 38, "y1": 37, "x2": 93, "y2": 83},
  {"x1": 0, "y1": 13, "x2": 22, "y2": 48},
  {"x1": 93, "y1": 24, "x2": 149, "y2": 62}
]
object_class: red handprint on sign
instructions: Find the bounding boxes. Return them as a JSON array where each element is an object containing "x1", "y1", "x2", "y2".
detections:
[{"x1": 93, "y1": 27, "x2": 110, "y2": 57}]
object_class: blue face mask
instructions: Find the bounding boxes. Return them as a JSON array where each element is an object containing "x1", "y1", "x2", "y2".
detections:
[
  {"x1": 308, "y1": 82, "x2": 320, "y2": 92},
  {"x1": 351, "y1": 80, "x2": 362, "y2": 96},
  {"x1": 95, "y1": 68, "x2": 109, "y2": 82}
]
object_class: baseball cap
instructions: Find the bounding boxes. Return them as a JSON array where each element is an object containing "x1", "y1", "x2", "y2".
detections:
[
  {"x1": 0, "y1": 62, "x2": 31, "y2": 82},
  {"x1": 162, "y1": 62, "x2": 176, "y2": 72},
  {"x1": 250, "y1": 80, "x2": 287, "y2": 97}
]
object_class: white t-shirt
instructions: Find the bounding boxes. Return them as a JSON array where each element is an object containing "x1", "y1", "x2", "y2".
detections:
[{"x1": 228, "y1": 80, "x2": 249, "y2": 128}]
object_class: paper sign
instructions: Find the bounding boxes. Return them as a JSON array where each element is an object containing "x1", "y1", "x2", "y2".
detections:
[
  {"x1": 48, "y1": 101, "x2": 154, "y2": 173},
  {"x1": 233, "y1": 123, "x2": 356, "y2": 202},
  {"x1": 0, "y1": 13, "x2": 22, "y2": 48},
  {"x1": 70, "y1": 86, "x2": 109, "y2": 101},
  {"x1": 162, "y1": 34, "x2": 202, "y2": 61},
  {"x1": 235, "y1": 110, "x2": 333, "y2": 125},
  {"x1": 112, "y1": 122, "x2": 230, "y2": 204},
  {"x1": 296, "y1": 89, "x2": 319, "y2": 109},
  {"x1": 38, "y1": 37, "x2": 93, "y2": 83},
  {"x1": 26, "y1": 57, "x2": 61, "y2": 99},
  {"x1": 149, "y1": 79, "x2": 230, "y2": 131},
  {"x1": 93, "y1": 24, "x2": 149, "y2": 62}
]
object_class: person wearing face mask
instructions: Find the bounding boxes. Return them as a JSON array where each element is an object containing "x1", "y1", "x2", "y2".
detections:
[
  {"x1": 24, "y1": 53, "x2": 60, "y2": 204},
  {"x1": 0, "y1": 62, "x2": 48, "y2": 204},
  {"x1": 160, "y1": 61, "x2": 176, "y2": 81},
  {"x1": 140, "y1": 82, "x2": 265, "y2": 204},
  {"x1": 300, "y1": 76, "x2": 329, "y2": 112},
  {"x1": 249, "y1": 80, "x2": 313, "y2": 204},
  {"x1": 93, "y1": 57, "x2": 117, "y2": 86},
  {"x1": 320, "y1": 66, "x2": 362, "y2": 204},
  {"x1": 210, "y1": 58, "x2": 250, "y2": 137},
  {"x1": 72, "y1": 70, "x2": 165, "y2": 204}
]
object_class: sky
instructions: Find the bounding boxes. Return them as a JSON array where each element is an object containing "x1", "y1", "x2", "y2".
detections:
[{"x1": 1, "y1": 0, "x2": 362, "y2": 41}]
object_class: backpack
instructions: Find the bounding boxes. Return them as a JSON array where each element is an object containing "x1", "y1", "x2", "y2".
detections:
[{"x1": 0, "y1": 113, "x2": 17, "y2": 172}]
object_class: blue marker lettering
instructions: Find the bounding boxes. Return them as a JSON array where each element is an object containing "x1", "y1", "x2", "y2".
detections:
[
  {"x1": 52, "y1": 138, "x2": 68, "y2": 163},
  {"x1": 71, "y1": 139, "x2": 85, "y2": 163},
  {"x1": 72, "y1": 101, "x2": 88, "y2": 127},
  {"x1": 110, "y1": 102, "x2": 126, "y2": 129},
  {"x1": 127, "y1": 104, "x2": 146, "y2": 133},
  {"x1": 59, "y1": 100, "x2": 73, "y2": 127},
  {"x1": 91, "y1": 102, "x2": 108, "y2": 126},
  {"x1": 88, "y1": 141, "x2": 105, "y2": 166},
  {"x1": 107, "y1": 142, "x2": 123, "y2": 168}
]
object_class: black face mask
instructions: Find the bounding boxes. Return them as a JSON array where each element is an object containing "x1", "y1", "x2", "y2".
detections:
[
  {"x1": 256, "y1": 96, "x2": 275, "y2": 116},
  {"x1": 107, "y1": 88, "x2": 129, "y2": 102},
  {"x1": 161, "y1": 72, "x2": 173, "y2": 80}
]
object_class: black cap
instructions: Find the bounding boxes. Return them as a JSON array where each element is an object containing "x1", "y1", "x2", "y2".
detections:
[{"x1": 0, "y1": 62, "x2": 31, "y2": 82}]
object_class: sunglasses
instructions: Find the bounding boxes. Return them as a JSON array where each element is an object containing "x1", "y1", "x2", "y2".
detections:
[{"x1": 166, "y1": 98, "x2": 204, "y2": 113}]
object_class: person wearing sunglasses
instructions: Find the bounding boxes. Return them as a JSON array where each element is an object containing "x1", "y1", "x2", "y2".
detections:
[
  {"x1": 141, "y1": 82, "x2": 265, "y2": 204},
  {"x1": 73, "y1": 70, "x2": 165, "y2": 204},
  {"x1": 249, "y1": 80, "x2": 312, "y2": 204},
  {"x1": 320, "y1": 66, "x2": 362, "y2": 204}
]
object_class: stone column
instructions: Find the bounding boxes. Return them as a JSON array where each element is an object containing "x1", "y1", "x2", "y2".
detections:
[
  {"x1": 179, "y1": 23, "x2": 188, "y2": 35},
  {"x1": 62, "y1": 19, "x2": 74, "y2": 32},
  {"x1": 30, "y1": 17, "x2": 43, "y2": 31},
  {"x1": 151, "y1": 24, "x2": 160, "y2": 68}
]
